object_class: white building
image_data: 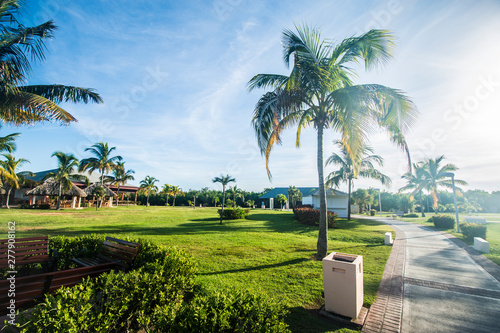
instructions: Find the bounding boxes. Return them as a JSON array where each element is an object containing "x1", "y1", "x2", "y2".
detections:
[{"x1": 303, "y1": 188, "x2": 349, "y2": 218}]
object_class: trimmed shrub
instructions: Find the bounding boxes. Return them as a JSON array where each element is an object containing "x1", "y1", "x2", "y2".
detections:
[
  {"x1": 429, "y1": 214, "x2": 456, "y2": 229},
  {"x1": 370, "y1": 209, "x2": 376, "y2": 216},
  {"x1": 37, "y1": 203, "x2": 51, "y2": 210},
  {"x1": 293, "y1": 207, "x2": 338, "y2": 228},
  {"x1": 460, "y1": 222, "x2": 487, "y2": 240},
  {"x1": 20, "y1": 240, "x2": 196, "y2": 332},
  {"x1": 50, "y1": 234, "x2": 105, "y2": 270},
  {"x1": 168, "y1": 288, "x2": 290, "y2": 332},
  {"x1": 402, "y1": 213, "x2": 419, "y2": 218},
  {"x1": 217, "y1": 208, "x2": 250, "y2": 220}
]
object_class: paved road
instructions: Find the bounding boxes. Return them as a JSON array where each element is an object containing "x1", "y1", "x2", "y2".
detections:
[{"x1": 360, "y1": 216, "x2": 500, "y2": 333}]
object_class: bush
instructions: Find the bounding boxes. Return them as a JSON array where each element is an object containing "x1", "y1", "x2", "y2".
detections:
[
  {"x1": 217, "y1": 208, "x2": 250, "y2": 220},
  {"x1": 37, "y1": 203, "x2": 51, "y2": 209},
  {"x1": 20, "y1": 239, "x2": 197, "y2": 333},
  {"x1": 429, "y1": 214, "x2": 456, "y2": 229},
  {"x1": 168, "y1": 288, "x2": 290, "y2": 332},
  {"x1": 370, "y1": 209, "x2": 376, "y2": 216},
  {"x1": 460, "y1": 223, "x2": 487, "y2": 240},
  {"x1": 403, "y1": 213, "x2": 419, "y2": 218},
  {"x1": 293, "y1": 207, "x2": 338, "y2": 228},
  {"x1": 19, "y1": 203, "x2": 36, "y2": 209}
]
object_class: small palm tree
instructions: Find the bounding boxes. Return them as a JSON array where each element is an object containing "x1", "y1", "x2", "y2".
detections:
[
  {"x1": 413, "y1": 156, "x2": 467, "y2": 211},
  {"x1": 249, "y1": 25, "x2": 417, "y2": 258},
  {"x1": 326, "y1": 142, "x2": 391, "y2": 220},
  {"x1": 79, "y1": 142, "x2": 122, "y2": 186},
  {"x1": 108, "y1": 161, "x2": 134, "y2": 207},
  {"x1": 276, "y1": 194, "x2": 287, "y2": 210},
  {"x1": 212, "y1": 174, "x2": 235, "y2": 225},
  {"x1": 0, "y1": 154, "x2": 33, "y2": 208},
  {"x1": 139, "y1": 176, "x2": 158, "y2": 207},
  {"x1": 44, "y1": 151, "x2": 87, "y2": 210},
  {"x1": 160, "y1": 184, "x2": 172, "y2": 206},
  {"x1": 170, "y1": 186, "x2": 183, "y2": 207}
]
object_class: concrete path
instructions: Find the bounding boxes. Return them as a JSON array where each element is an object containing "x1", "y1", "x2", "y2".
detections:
[{"x1": 360, "y1": 216, "x2": 500, "y2": 333}]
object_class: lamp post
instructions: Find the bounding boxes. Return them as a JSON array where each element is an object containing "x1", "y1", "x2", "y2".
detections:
[
  {"x1": 442, "y1": 172, "x2": 460, "y2": 232},
  {"x1": 374, "y1": 188, "x2": 382, "y2": 217}
]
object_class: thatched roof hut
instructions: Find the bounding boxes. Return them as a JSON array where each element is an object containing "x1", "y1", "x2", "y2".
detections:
[
  {"x1": 84, "y1": 183, "x2": 117, "y2": 197},
  {"x1": 26, "y1": 179, "x2": 87, "y2": 197}
]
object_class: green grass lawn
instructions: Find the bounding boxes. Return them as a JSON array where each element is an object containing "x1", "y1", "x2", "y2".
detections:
[
  {"x1": 397, "y1": 212, "x2": 500, "y2": 266},
  {"x1": 1, "y1": 206, "x2": 393, "y2": 333}
]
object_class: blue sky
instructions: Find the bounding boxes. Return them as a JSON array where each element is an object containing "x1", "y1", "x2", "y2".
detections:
[{"x1": 5, "y1": 0, "x2": 500, "y2": 193}]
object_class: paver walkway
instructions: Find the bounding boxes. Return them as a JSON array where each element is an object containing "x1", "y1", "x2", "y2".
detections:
[{"x1": 361, "y1": 216, "x2": 500, "y2": 333}]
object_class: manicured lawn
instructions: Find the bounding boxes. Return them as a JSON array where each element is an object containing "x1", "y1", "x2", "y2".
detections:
[
  {"x1": 1, "y1": 207, "x2": 393, "y2": 332},
  {"x1": 398, "y1": 213, "x2": 500, "y2": 266}
]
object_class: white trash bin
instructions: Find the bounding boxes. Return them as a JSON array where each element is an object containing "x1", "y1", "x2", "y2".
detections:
[{"x1": 322, "y1": 252, "x2": 363, "y2": 319}]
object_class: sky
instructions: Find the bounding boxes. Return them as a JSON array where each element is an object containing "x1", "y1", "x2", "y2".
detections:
[{"x1": 4, "y1": 0, "x2": 500, "y2": 193}]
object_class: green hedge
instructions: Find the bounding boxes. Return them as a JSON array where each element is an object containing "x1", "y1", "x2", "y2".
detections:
[
  {"x1": 428, "y1": 214, "x2": 455, "y2": 229},
  {"x1": 460, "y1": 223, "x2": 487, "y2": 240},
  {"x1": 217, "y1": 208, "x2": 250, "y2": 220},
  {"x1": 15, "y1": 236, "x2": 289, "y2": 332},
  {"x1": 402, "y1": 213, "x2": 419, "y2": 218}
]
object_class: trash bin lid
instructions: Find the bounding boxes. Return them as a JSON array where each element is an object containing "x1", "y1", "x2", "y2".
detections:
[{"x1": 332, "y1": 254, "x2": 356, "y2": 262}]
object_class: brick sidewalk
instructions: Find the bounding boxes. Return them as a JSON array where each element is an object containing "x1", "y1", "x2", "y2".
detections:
[{"x1": 362, "y1": 223, "x2": 406, "y2": 333}]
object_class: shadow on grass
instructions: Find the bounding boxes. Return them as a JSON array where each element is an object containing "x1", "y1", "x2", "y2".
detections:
[
  {"x1": 199, "y1": 258, "x2": 310, "y2": 276},
  {"x1": 286, "y1": 306, "x2": 345, "y2": 333}
]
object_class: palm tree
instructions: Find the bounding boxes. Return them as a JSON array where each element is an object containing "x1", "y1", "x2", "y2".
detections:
[
  {"x1": 412, "y1": 156, "x2": 467, "y2": 211},
  {"x1": 249, "y1": 25, "x2": 417, "y2": 258},
  {"x1": 79, "y1": 142, "x2": 122, "y2": 186},
  {"x1": 0, "y1": 154, "x2": 32, "y2": 208},
  {"x1": 276, "y1": 194, "x2": 287, "y2": 210},
  {"x1": 212, "y1": 174, "x2": 235, "y2": 225},
  {"x1": 160, "y1": 184, "x2": 172, "y2": 206},
  {"x1": 108, "y1": 161, "x2": 135, "y2": 207},
  {"x1": 399, "y1": 163, "x2": 427, "y2": 217},
  {"x1": 170, "y1": 185, "x2": 183, "y2": 207},
  {"x1": 44, "y1": 151, "x2": 87, "y2": 210},
  {"x1": 139, "y1": 176, "x2": 158, "y2": 207},
  {"x1": 0, "y1": 1, "x2": 103, "y2": 125},
  {"x1": 326, "y1": 142, "x2": 391, "y2": 220},
  {"x1": 0, "y1": 128, "x2": 19, "y2": 153}
]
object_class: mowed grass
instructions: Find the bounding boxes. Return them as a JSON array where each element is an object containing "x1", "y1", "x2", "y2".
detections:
[
  {"x1": 399, "y1": 213, "x2": 500, "y2": 266},
  {"x1": 1, "y1": 207, "x2": 393, "y2": 332}
]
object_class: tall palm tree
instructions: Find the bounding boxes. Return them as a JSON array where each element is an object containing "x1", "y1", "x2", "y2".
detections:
[
  {"x1": 0, "y1": 0, "x2": 103, "y2": 125},
  {"x1": 160, "y1": 184, "x2": 172, "y2": 206},
  {"x1": 412, "y1": 155, "x2": 467, "y2": 211},
  {"x1": 79, "y1": 142, "x2": 122, "y2": 186},
  {"x1": 139, "y1": 176, "x2": 158, "y2": 207},
  {"x1": 170, "y1": 185, "x2": 183, "y2": 207},
  {"x1": 326, "y1": 141, "x2": 391, "y2": 220},
  {"x1": 44, "y1": 152, "x2": 87, "y2": 210},
  {"x1": 0, "y1": 153, "x2": 32, "y2": 208},
  {"x1": 399, "y1": 163, "x2": 427, "y2": 217},
  {"x1": 108, "y1": 161, "x2": 135, "y2": 207},
  {"x1": 212, "y1": 174, "x2": 235, "y2": 225},
  {"x1": 249, "y1": 25, "x2": 417, "y2": 258}
]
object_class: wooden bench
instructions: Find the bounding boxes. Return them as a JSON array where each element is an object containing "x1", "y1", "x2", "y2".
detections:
[
  {"x1": 0, "y1": 236, "x2": 54, "y2": 270},
  {"x1": 72, "y1": 237, "x2": 140, "y2": 271},
  {"x1": 0, "y1": 262, "x2": 115, "y2": 315}
]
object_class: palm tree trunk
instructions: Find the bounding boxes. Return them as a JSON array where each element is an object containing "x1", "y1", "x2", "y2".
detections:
[
  {"x1": 56, "y1": 182, "x2": 62, "y2": 210},
  {"x1": 166, "y1": 194, "x2": 169, "y2": 206},
  {"x1": 220, "y1": 186, "x2": 226, "y2": 225},
  {"x1": 5, "y1": 188, "x2": 11, "y2": 209},
  {"x1": 147, "y1": 193, "x2": 150, "y2": 207},
  {"x1": 420, "y1": 193, "x2": 425, "y2": 217},
  {"x1": 116, "y1": 185, "x2": 120, "y2": 207},
  {"x1": 347, "y1": 178, "x2": 352, "y2": 220},
  {"x1": 316, "y1": 125, "x2": 328, "y2": 259},
  {"x1": 173, "y1": 195, "x2": 176, "y2": 207}
]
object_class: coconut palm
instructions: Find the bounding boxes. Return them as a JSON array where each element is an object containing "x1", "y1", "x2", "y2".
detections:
[
  {"x1": 160, "y1": 184, "x2": 172, "y2": 206},
  {"x1": 107, "y1": 161, "x2": 135, "y2": 207},
  {"x1": 44, "y1": 151, "x2": 87, "y2": 210},
  {"x1": 79, "y1": 142, "x2": 122, "y2": 186},
  {"x1": 411, "y1": 155, "x2": 467, "y2": 211},
  {"x1": 139, "y1": 176, "x2": 158, "y2": 207},
  {"x1": 399, "y1": 163, "x2": 427, "y2": 217},
  {"x1": 249, "y1": 25, "x2": 417, "y2": 258},
  {"x1": 0, "y1": 154, "x2": 32, "y2": 208},
  {"x1": 212, "y1": 174, "x2": 235, "y2": 225},
  {"x1": 326, "y1": 141, "x2": 391, "y2": 220},
  {"x1": 276, "y1": 193, "x2": 287, "y2": 210},
  {"x1": 0, "y1": 0, "x2": 103, "y2": 125},
  {"x1": 0, "y1": 129, "x2": 19, "y2": 153},
  {"x1": 170, "y1": 185, "x2": 183, "y2": 207}
]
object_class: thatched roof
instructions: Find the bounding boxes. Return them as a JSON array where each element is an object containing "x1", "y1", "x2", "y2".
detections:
[
  {"x1": 84, "y1": 183, "x2": 117, "y2": 197},
  {"x1": 25, "y1": 179, "x2": 87, "y2": 197}
]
